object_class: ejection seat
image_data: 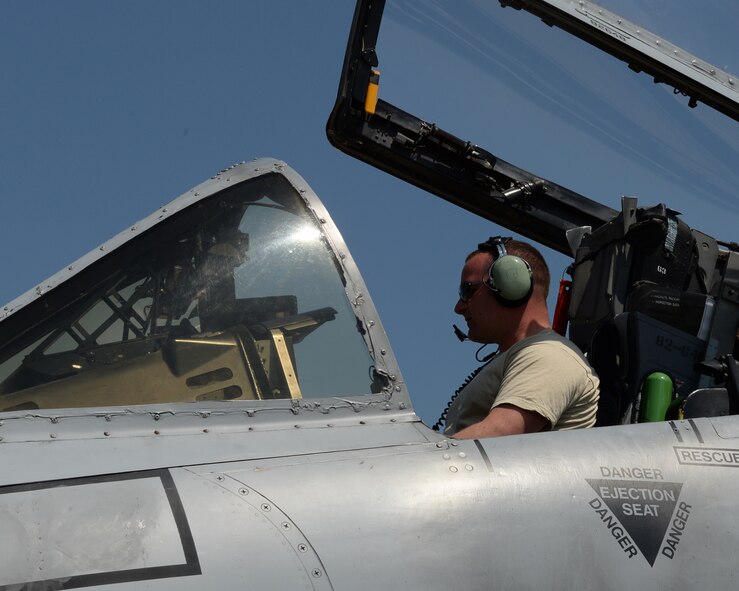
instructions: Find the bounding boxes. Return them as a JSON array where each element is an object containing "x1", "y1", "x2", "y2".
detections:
[
  {"x1": 565, "y1": 197, "x2": 737, "y2": 425},
  {"x1": 588, "y1": 309, "x2": 705, "y2": 425}
]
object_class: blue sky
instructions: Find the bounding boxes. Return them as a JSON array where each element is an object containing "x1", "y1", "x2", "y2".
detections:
[{"x1": 1, "y1": 1, "x2": 737, "y2": 424}]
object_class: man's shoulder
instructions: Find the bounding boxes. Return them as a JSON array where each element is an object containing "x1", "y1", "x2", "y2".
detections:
[
  {"x1": 508, "y1": 330, "x2": 591, "y2": 368},
  {"x1": 510, "y1": 329, "x2": 580, "y2": 353}
]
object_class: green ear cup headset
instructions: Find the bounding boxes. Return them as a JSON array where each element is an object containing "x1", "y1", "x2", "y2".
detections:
[{"x1": 478, "y1": 237, "x2": 534, "y2": 307}]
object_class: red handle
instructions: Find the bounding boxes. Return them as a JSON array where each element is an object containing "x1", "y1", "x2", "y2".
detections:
[{"x1": 552, "y1": 279, "x2": 572, "y2": 336}]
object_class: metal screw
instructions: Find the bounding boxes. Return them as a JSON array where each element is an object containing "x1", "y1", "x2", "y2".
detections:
[
  {"x1": 261, "y1": 503, "x2": 271, "y2": 512},
  {"x1": 298, "y1": 544, "x2": 308, "y2": 553},
  {"x1": 216, "y1": 475, "x2": 225, "y2": 482},
  {"x1": 281, "y1": 522, "x2": 291, "y2": 530},
  {"x1": 312, "y1": 569, "x2": 322, "y2": 578},
  {"x1": 449, "y1": 466, "x2": 458, "y2": 473},
  {"x1": 239, "y1": 488, "x2": 248, "y2": 495}
]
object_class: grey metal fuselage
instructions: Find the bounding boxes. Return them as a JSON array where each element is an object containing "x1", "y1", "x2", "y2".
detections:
[{"x1": 2, "y1": 406, "x2": 733, "y2": 589}]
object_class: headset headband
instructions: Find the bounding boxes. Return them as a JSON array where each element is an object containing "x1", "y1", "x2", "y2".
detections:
[{"x1": 478, "y1": 236, "x2": 511, "y2": 260}]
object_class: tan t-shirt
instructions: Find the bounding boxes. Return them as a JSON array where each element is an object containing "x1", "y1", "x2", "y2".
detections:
[{"x1": 443, "y1": 329, "x2": 599, "y2": 436}]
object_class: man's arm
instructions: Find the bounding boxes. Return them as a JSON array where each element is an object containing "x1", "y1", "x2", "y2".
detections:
[{"x1": 452, "y1": 403, "x2": 550, "y2": 439}]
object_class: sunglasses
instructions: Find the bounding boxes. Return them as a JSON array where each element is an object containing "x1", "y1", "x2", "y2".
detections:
[{"x1": 458, "y1": 281, "x2": 484, "y2": 302}]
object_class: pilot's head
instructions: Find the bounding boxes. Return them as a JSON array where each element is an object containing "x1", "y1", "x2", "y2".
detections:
[{"x1": 454, "y1": 237, "x2": 550, "y2": 346}]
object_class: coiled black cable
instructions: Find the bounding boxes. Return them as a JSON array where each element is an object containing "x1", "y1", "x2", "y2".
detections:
[{"x1": 432, "y1": 346, "x2": 499, "y2": 432}]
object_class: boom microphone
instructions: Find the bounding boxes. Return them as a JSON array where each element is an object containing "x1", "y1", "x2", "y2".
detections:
[{"x1": 453, "y1": 324, "x2": 469, "y2": 342}]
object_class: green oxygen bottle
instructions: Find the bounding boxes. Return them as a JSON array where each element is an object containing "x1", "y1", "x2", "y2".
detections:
[{"x1": 640, "y1": 372, "x2": 674, "y2": 422}]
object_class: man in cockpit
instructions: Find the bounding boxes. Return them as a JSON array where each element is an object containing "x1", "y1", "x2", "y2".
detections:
[{"x1": 443, "y1": 237, "x2": 599, "y2": 438}]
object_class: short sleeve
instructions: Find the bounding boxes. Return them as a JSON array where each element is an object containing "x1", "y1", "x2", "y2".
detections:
[{"x1": 492, "y1": 342, "x2": 588, "y2": 426}]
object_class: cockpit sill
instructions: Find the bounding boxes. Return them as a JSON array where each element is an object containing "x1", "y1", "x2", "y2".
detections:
[
  {"x1": 0, "y1": 158, "x2": 413, "y2": 427},
  {"x1": 0, "y1": 399, "x2": 421, "y2": 443},
  {"x1": 0, "y1": 402, "x2": 428, "y2": 487}
]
